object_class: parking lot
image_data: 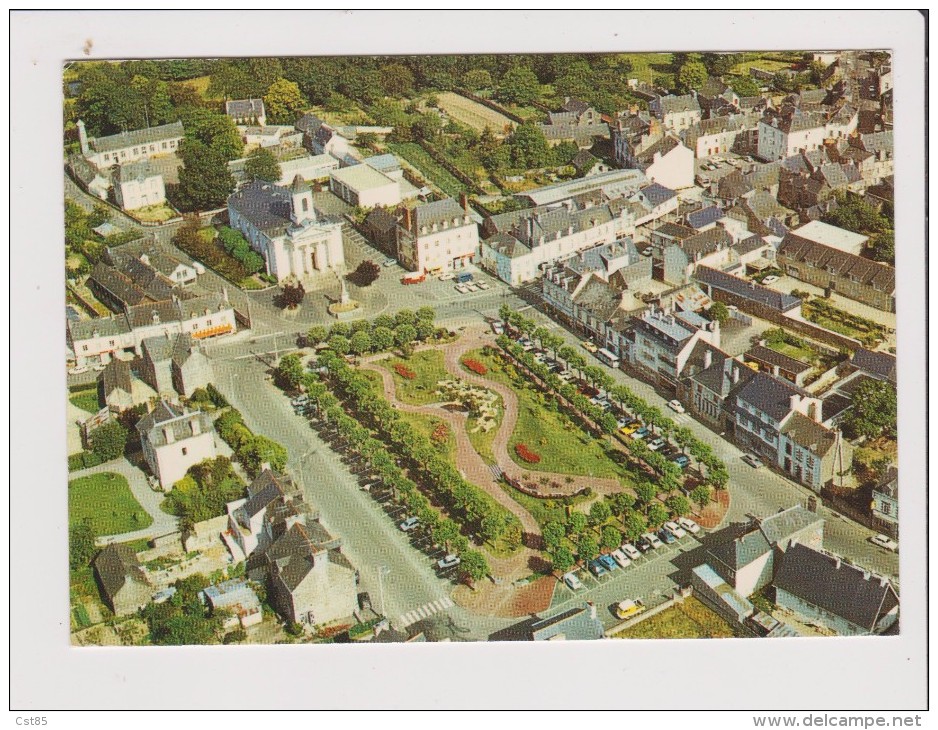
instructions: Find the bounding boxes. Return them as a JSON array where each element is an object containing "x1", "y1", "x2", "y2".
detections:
[{"x1": 695, "y1": 152, "x2": 758, "y2": 185}]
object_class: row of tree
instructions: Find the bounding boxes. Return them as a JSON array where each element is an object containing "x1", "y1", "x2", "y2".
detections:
[
  {"x1": 215, "y1": 407, "x2": 288, "y2": 478},
  {"x1": 822, "y1": 192, "x2": 895, "y2": 265},
  {"x1": 300, "y1": 307, "x2": 440, "y2": 363}
]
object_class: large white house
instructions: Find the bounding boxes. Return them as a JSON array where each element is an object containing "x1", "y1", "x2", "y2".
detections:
[
  {"x1": 77, "y1": 119, "x2": 185, "y2": 168},
  {"x1": 113, "y1": 159, "x2": 166, "y2": 211},
  {"x1": 227, "y1": 176, "x2": 345, "y2": 282},
  {"x1": 396, "y1": 197, "x2": 479, "y2": 275},
  {"x1": 622, "y1": 134, "x2": 695, "y2": 190},
  {"x1": 136, "y1": 401, "x2": 217, "y2": 490},
  {"x1": 649, "y1": 94, "x2": 702, "y2": 132},
  {"x1": 757, "y1": 107, "x2": 858, "y2": 162}
]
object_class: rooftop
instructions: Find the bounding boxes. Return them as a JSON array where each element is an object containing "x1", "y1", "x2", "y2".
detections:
[{"x1": 89, "y1": 120, "x2": 184, "y2": 154}]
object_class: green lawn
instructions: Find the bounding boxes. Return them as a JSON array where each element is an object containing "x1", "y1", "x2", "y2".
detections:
[
  {"x1": 765, "y1": 340, "x2": 816, "y2": 364},
  {"x1": 385, "y1": 350, "x2": 449, "y2": 405},
  {"x1": 465, "y1": 349, "x2": 626, "y2": 480},
  {"x1": 386, "y1": 142, "x2": 467, "y2": 198},
  {"x1": 69, "y1": 387, "x2": 101, "y2": 413},
  {"x1": 615, "y1": 596, "x2": 739, "y2": 639},
  {"x1": 69, "y1": 472, "x2": 153, "y2": 535},
  {"x1": 396, "y1": 411, "x2": 457, "y2": 463},
  {"x1": 615, "y1": 52, "x2": 674, "y2": 84}
]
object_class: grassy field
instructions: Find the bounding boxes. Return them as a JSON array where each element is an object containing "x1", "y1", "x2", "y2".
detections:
[
  {"x1": 616, "y1": 52, "x2": 674, "y2": 84},
  {"x1": 183, "y1": 75, "x2": 220, "y2": 101},
  {"x1": 730, "y1": 58, "x2": 794, "y2": 76},
  {"x1": 616, "y1": 596, "x2": 739, "y2": 639},
  {"x1": 69, "y1": 387, "x2": 101, "y2": 414},
  {"x1": 385, "y1": 350, "x2": 449, "y2": 405},
  {"x1": 129, "y1": 202, "x2": 178, "y2": 223},
  {"x1": 436, "y1": 92, "x2": 516, "y2": 134},
  {"x1": 765, "y1": 340, "x2": 816, "y2": 364},
  {"x1": 69, "y1": 472, "x2": 153, "y2": 536},
  {"x1": 386, "y1": 142, "x2": 467, "y2": 198},
  {"x1": 466, "y1": 348, "x2": 625, "y2": 480}
]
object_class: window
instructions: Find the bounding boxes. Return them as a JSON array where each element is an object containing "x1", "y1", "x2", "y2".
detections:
[
  {"x1": 162, "y1": 142, "x2": 167, "y2": 150},
  {"x1": 120, "y1": 151, "x2": 126, "y2": 158},
  {"x1": 82, "y1": 345, "x2": 88, "y2": 351},
  {"x1": 104, "y1": 154, "x2": 110, "y2": 161},
  {"x1": 207, "y1": 320, "x2": 212, "y2": 326},
  {"x1": 109, "y1": 340, "x2": 115, "y2": 347},
  {"x1": 181, "y1": 447, "x2": 188, "y2": 456},
  {"x1": 302, "y1": 198, "x2": 308, "y2": 212},
  {"x1": 881, "y1": 502, "x2": 891, "y2": 516},
  {"x1": 133, "y1": 148, "x2": 138, "y2": 155}
]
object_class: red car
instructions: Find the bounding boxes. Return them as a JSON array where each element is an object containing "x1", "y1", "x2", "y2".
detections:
[{"x1": 401, "y1": 274, "x2": 426, "y2": 285}]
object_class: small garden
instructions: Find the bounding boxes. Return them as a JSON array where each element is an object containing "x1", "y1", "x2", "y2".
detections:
[
  {"x1": 614, "y1": 596, "x2": 739, "y2": 639},
  {"x1": 128, "y1": 202, "x2": 179, "y2": 223},
  {"x1": 801, "y1": 299, "x2": 889, "y2": 347},
  {"x1": 69, "y1": 472, "x2": 152, "y2": 536},
  {"x1": 384, "y1": 349, "x2": 449, "y2": 405},
  {"x1": 69, "y1": 386, "x2": 101, "y2": 414}
]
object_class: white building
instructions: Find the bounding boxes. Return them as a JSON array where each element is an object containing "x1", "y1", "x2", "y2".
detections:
[
  {"x1": 227, "y1": 176, "x2": 345, "y2": 282},
  {"x1": 649, "y1": 94, "x2": 702, "y2": 133},
  {"x1": 396, "y1": 197, "x2": 479, "y2": 275},
  {"x1": 623, "y1": 135, "x2": 695, "y2": 190},
  {"x1": 113, "y1": 159, "x2": 166, "y2": 211},
  {"x1": 757, "y1": 107, "x2": 858, "y2": 162},
  {"x1": 136, "y1": 401, "x2": 217, "y2": 490},
  {"x1": 77, "y1": 119, "x2": 184, "y2": 168},
  {"x1": 329, "y1": 156, "x2": 402, "y2": 208},
  {"x1": 277, "y1": 154, "x2": 340, "y2": 184},
  {"x1": 683, "y1": 114, "x2": 761, "y2": 159},
  {"x1": 789, "y1": 220, "x2": 869, "y2": 256}
]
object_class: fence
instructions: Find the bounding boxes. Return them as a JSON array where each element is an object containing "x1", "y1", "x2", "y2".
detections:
[{"x1": 604, "y1": 586, "x2": 693, "y2": 637}]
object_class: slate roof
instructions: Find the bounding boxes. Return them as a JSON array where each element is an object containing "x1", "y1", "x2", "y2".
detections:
[
  {"x1": 708, "y1": 524, "x2": 772, "y2": 572},
  {"x1": 694, "y1": 267, "x2": 802, "y2": 312},
  {"x1": 851, "y1": 348, "x2": 897, "y2": 382},
  {"x1": 745, "y1": 190, "x2": 791, "y2": 222},
  {"x1": 746, "y1": 344, "x2": 812, "y2": 373},
  {"x1": 656, "y1": 94, "x2": 700, "y2": 115},
  {"x1": 641, "y1": 182, "x2": 677, "y2": 207},
  {"x1": 774, "y1": 542, "x2": 898, "y2": 632},
  {"x1": 682, "y1": 227, "x2": 733, "y2": 258},
  {"x1": 68, "y1": 314, "x2": 131, "y2": 342},
  {"x1": 136, "y1": 400, "x2": 213, "y2": 448},
  {"x1": 114, "y1": 159, "x2": 161, "y2": 186},
  {"x1": 873, "y1": 466, "x2": 898, "y2": 500},
  {"x1": 734, "y1": 235, "x2": 769, "y2": 256},
  {"x1": 295, "y1": 113, "x2": 324, "y2": 135},
  {"x1": 101, "y1": 358, "x2": 132, "y2": 397},
  {"x1": 226, "y1": 98, "x2": 265, "y2": 120},
  {"x1": 93, "y1": 544, "x2": 149, "y2": 600},
  {"x1": 242, "y1": 469, "x2": 293, "y2": 518},
  {"x1": 778, "y1": 234, "x2": 895, "y2": 294},
  {"x1": 88, "y1": 262, "x2": 148, "y2": 309},
  {"x1": 717, "y1": 171, "x2": 753, "y2": 201},
  {"x1": 90, "y1": 121, "x2": 184, "y2": 154},
  {"x1": 781, "y1": 412, "x2": 837, "y2": 457},
  {"x1": 857, "y1": 131, "x2": 893, "y2": 155},
  {"x1": 689, "y1": 354, "x2": 756, "y2": 399},
  {"x1": 735, "y1": 371, "x2": 813, "y2": 422},
  {"x1": 687, "y1": 206, "x2": 725, "y2": 230},
  {"x1": 414, "y1": 198, "x2": 468, "y2": 231},
  {"x1": 171, "y1": 332, "x2": 199, "y2": 368},
  {"x1": 228, "y1": 180, "x2": 295, "y2": 237},
  {"x1": 263, "y1": 522, "x2": 335, "y2": 592},
  {"x1": 68, "y1": 153, "x2": 106, "y2": 185},
  {"x1": 633, "y1": 309, "x2": 695, "y2": 346},
  {"x1": 634, "y1": 135, "x2": 682, "y2": 164},
  {"x1": 125, "y1": 300, "x2": 180, "y2": 329}
]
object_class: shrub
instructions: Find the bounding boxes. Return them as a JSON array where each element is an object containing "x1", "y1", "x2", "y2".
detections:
[
  {"x1": 514, "y1": 443, "x2": 541, "y2": 464},
  {"x1": 431, "y1": 422, "x2": 449, "y2": 446},
  {"x1": 393, "y1": 363, "x2": 416, "y2": 380},
  {"x1": 462, "y1": 357, "x2": 488, "y2": 375}
]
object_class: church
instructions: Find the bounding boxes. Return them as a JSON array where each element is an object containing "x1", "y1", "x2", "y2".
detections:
[{"x1": 227, "y1": 176, "x2": 345, "y2": 282}]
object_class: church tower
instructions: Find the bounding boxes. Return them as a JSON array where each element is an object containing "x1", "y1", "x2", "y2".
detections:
[{"x1": 289, "y1": 175, "x2": 315, "y2": 226}]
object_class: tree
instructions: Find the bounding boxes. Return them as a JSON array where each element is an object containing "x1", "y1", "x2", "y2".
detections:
[
  {"x1": 589, "y1": 500, "x2": 612, "y2": 527},
  {"x1": 496, "y1": 65, "x2": 540, "y2": 105},
  {"x1": 413, "y1": 112, "x2": 443, "y2": 142},
  {"x1": 708, "y1": 301, "x2": 730, "y2": 326},
  {"x1": 677, "y1": 61, "x2": 708, "y2": 93},
  {"x1": 328, "y1": 334, "x2": 350, "y2": 356},
  {"x1": 306, "y1": 325, "x2": 328, "y2": 347},
  {"x1": 69, "y1": 522, "x2": 97, "y2": 570},
  {"x1": 381, "y1": 63, "x2": 415, "y2": 97},
  {"x1": 349, "y1": 330, "x2": 373, "y2": 357},
  {"x1": 551, "y1": 546, "x2": 575, "y2": 574},
  {"x1": 179, "y1": 107, "x2": 244, "y2": 161},
  {"x1": 349, "y1": 259, "x2": 381, "y2": 287},
  {"x1": 690, "y1": 484, "x2": 712, "y2": 506},
  {"x1": 730, "y1": 75, "x2": 762, "y2": 97},
  {"x1": 542, "y1": 521, "x2": 566, "y2": 550},
  {"x1": 577, "y1": 534, "x2": 599, "y2": 562},
  {"x1": 843, "y1": 379, "x2": 897, "y2": 440},
  {"x1": 463, "y1": 69, "x2": 493, "y2": 91},
  {"x1": 371, "y1": 326, "x2": 394, "y2": 352},
  {"x1": 600, "y1": 525, "x2": 622, "y2": 551},
  {"x1": 701, "y1": 53, "x2": 737, "y2": 77},
  {"x1": 275, "y1": 353, "x2": 304, "y2": 391},
  {"x1": 647, "y1": 501, "x2": 670, "y2": 528},
  {"x1": 394, "y1": 324, "x2": 418, "y2": 355},
  {"x1": 507, "y1": 123, "x2": 551, "y2": 169},
  {"x1": 869, "y1": 229, "x2": 895, "y2": 265},
  {"x1": 173, "y1": 139, "x2": 236, "y2": 211},
  {"x1": 280, "y1": 281, "x2": 305, "y2": 309},
  {"x1": 567, "y1": 511, "x2": 588, "y2": 536},
  {"x1": 666, "y1": 494, "x2": 691, "y2": 518},
  {"x1": 264, "y1": 78, "x2": 306, "y2": 125},
  {"x1": 432, "y1": 519, "x2": 461, "y2": 553},
  {"x1": 239, "y1": 435, "x2": 288, "y2": 476},
  {"x1": 89, "y1": 420, "x2": 128, "y2": 461},
  {"x1": 622, "y1": 510, "x2": 648, "y2": 542},
  {"x1": 459, "y1": 550, "x2": 489, "y2": 587},
  {"x1": 244, "y1": 147, "x2": 281, "y2": 183},
  {"x1": 634, "y1": 481, "x2": 657, "y2": 505}
]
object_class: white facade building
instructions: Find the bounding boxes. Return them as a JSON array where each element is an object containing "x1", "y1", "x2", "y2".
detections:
[
  {"x1": 136, "y1": 401, "x2": 217, "y2": 490},
  {"x1": 78, "y1": 119, "x2": 185, "y2": 168},
  {"x1": 396, "y1": 197, "x2": 480, "y2": 274},
  {"x1": 113, "y1": 160, "x2": 166, "y2": 211}
]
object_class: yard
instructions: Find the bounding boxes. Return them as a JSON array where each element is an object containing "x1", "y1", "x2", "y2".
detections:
[
  {"x1": 435, "y1": 91, "x2": 517, "y2": 135},
  {"x1": 465, "y1": 348, "x2": 627, "y2": 480},
  {"x1": 386, "y1": 142, "x2": 468, "y2": 198},
  {"x1": 616, "y1": 52, "x2": 674, "y2": 85},
  {"x1": 69, "y1": 387, "x2": 101, "y2": 414},
  {"x1": 128, "y1": 202, "x2": 178, "y2": 223},
  {"x1": 396, "y1": 411, "x2": 457, "y2": 463},
  {"x1": 615, "y1": 596, "x2": 739, "y2": 639},
  {"x1": 764, "y1": 340, "x2": 817, "y2": 364},
  {"x1": 801, "y1": 300, "x2": 888, "y2": 348},
  {"x1": 384, "y1": 350, "x2": 450, "y2": 406},
  {"x1": 69, "y1": 472, "x2": 153, "y2": 536}
]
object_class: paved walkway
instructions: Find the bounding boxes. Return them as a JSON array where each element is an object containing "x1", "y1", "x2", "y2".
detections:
[{"x1": 70, "y1": 457, "x2": 179, "y2": 545}]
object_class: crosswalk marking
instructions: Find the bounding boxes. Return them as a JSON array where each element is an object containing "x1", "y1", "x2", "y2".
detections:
[{"x1": 396, "y1": 597, "x2": 456, "y2": 628}]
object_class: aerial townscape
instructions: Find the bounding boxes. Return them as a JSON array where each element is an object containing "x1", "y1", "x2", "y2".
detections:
[{"x1": 64, "y1": 50, "x2": 898, "y2": 646}]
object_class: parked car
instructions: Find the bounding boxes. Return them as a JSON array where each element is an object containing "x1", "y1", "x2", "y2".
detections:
[
  {"x1": 437, "y1": 554, "x2": 461, "y2": 570},
  {"x1": 642, "y1": 533, "x2": 663, "y2": 550},
  {"x1": 438, "y1": 272, "x2": 455, "y2": 281},
  {"x1": 491, "y1": 322, "x2": 505, "y2": 335},
  {"x1": 664, "y1": 521, "x2": 687, "y2": 539},
  {"x1": 291, "y1": 394, "x2": 310, "y2": 407},
  {"x1": 671, "y1": 454, "x2": 690, "y2": 469},
  {"x1": 621, "y1": 543, "x2": 642, "y2": 560},
  {"x1": 619, "y1": 422, "x2": 642, "y2": 436},
  {"x1": 92, "y1": 363, "x2": 107, "y2": 371},
  {"x1": 477, "y1": 281, "x2": 491, "y2": 290},
  {"x1": 399, "y1": 516, "x2": 420, "y2": 531},
  {"x1": 455, "y1": 284, "x2": 470, "y2": 294},
  {"x1": 454, "y1": 271, "x2": 474, "y2": 284},
  {"x1": 870, "y1": 534, "x2": 898, "y2": 552},
  {"x1": 598, "y1": 554, "x2": 618, "y2": 572},
  {"x1": 564, "y1": 572, "x2": 585, "y2": 590},
  {"x1": 358, "y1": 592, "x2": 372, "y2": 611},
  {"x1": 588, "y1": 559, "x2": 608, "y2": 577},
  {"x1": 667, "y1": 399, "x2": 685, "y2": 413},
  {"x1": 610, "y1": 549, "x2": 632, "y2": 569},
  {"x1": 581, "y1": 340, "x2": 599, "y2": 353},
  {"x1": 401, "y1": 273, "x2": 426, "y2": 285},
  {"x1": 762, "y1": 275, "x2": 780, "y2": 285},
  {"x1": 678, "y1": 517, "x2": 701, "y2": 534},
  {"x1": 657, "y1": 528, "x2": 676, "y2": 545},
  {"x1": 742, "y1": 453, "x2": 764, "y2": 468},
  {"x1": 383, "y1": 258, "x2": 398, "y2": 267},
  {"x1": 615, "y1": 599, "x2": 646, "y2": 620},
  {"x1": 647, "y1": 438, "x2": 666, "y2": 451},
  {"x1": 630, "y1": 427, "x2": 650, "y2": 440}
]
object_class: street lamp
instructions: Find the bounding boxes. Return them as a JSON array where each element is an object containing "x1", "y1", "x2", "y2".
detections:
[{"x1": 377, "y1": 565, "x2": 390, "y2": 618}]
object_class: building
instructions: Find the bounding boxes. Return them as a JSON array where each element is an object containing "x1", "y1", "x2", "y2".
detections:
[
  {"x1": 247, "y1": 521, "x2": 358, "y2": 629},
  {"x1": 683, "y1": 113, "x2": 762, "y2": 159},
  {"x1": 622, "y1": 134, "x2": 695, "y2": 190},
  {"x1": 539, "y1": 98, "x2": 610, "y2": 147},
  {"x1": 773, "y1": 542, "x2": 898, "y2": 636},
  {"x1": 67, "y1": 153, "x2": 111, "y2": 200},
  {"x1": 491, "y1": 602, "x2": 605, "y2": 641},
  {"x1": 681, "y1": 351, "x2": 756, "y2": 432},
  {"x1": 848, "y1": 131, "x2": 894, "y2": 185},
  {"x1": 67, "y1": 291, "x2": 236, "y2": 368},
  {"x1": 276, "y1": 153, "x2": 339, "y2": 184},
  {"x1": 106, "y1": 240, "x2": 200, "y2": 287},
  {"x1": 744, "y1": 344, "x2": 813, "y2": 387},
  {"x1": 329, "y1": 160, "x2": 401, "y2": 208},
  {"x1": 227, "y1": 176, "x2": 345, "y2": 282},
  {"x1": 225, "y1": 468, "x2": 309, "y2": 561},
  {"x1": 513, "y1": 168, "x2": 648, "y2": 208},
  {"x1": 871, "y1": 466, "x2": 899, "y2": 539},
  {"x1": 113, "y1": 160, "x2": 166, "y2": 211},
  {"x1": 690, "y1": 564, "x2": 755, "y2": 625},
  {"x1": 99, "y1": 358, "x2": 134, "y2": 412},
  {"x1": 649, "y1": 94, "x2": 702, "y2": 132},
  {"x1": 694, "y1": 266, "x2": 802, "y2": 319},
  {"x1": 757, "y1": 106, "x2": 858, "y2": 162},
  {"x1": 850, "y1": 348, "x2": 897, "y2": 385},
  {"x1": 170, "y1": 333, "x2": 213, "y2": 398},
  {"x1": 788, "y1": 220, "x2": 869, "y2": 256},
  {"x1": 777, "y1": 232, "x2": 895, "y2": 312},
  {"x1": 139, "y1": 335, "x2": 176, "y2": 396},
  {"x1": 93, "y1": 544, "x2": 152, "y2": 616},
  {"x1": 78, "y1": 119, "x2": 185, "y2": 168},
  {"x1": 136, "y1": 400, "x2": 217, "y2": 490},
  {"x1": 361, "y1": 207, "x2": 400, "y2": 255},
  {"x1": 202, "y1": 579, "x2": 263, "y2": 629},
  {"x1": 226, "y1": 98, "x2": 266, "y2": 127},
  {"x1": 396, "y1": 197, "x2": 479, "y2": 275}
]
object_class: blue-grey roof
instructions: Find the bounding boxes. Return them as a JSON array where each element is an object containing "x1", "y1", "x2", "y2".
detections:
[
  {"x1": 228, "y1": 179, "x2": 295, "y2": 236},
  {"x1": 735, "y1": 371, "x2": 812, "y2": 422},
  {"x1": 708, "y1": 525, "x2": 772, "y2": 572},
  {"x1": 635, "y1": 309, "x2": 695, "y2": 346},
  {"x1": 694, "y1": 267, "x2": 802, "y2": 312},
  {"x1": 364, "y1": 153, "x2": 401, "y2": 175},
  {"x1": 758, "y1": 505, "x2": 823, "y2": 546},
  {"x1": 673, "y1": 310, "x2": 709, "y2": 330},
  {"x1": 851, "y1": 348, "x2": 897, "y2": 382},
  {"x1": 641, "y1": 182, "x2": 677, "y2": 207},
  {"x1": 687, "y1": 206, "x2": 725, "y2": 230}
]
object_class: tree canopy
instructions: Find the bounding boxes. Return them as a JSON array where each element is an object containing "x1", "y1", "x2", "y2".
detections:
[{"x1": 244, "y1": 147, "x2": 281, "y2": 183}]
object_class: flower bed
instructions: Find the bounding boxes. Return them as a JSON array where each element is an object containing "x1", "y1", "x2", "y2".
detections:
[
  {"x1": 462, "y1": 357, "x2": 488, "y2": 375},
  {"x1": 394, "y1": 363, "x2": 416, "y2": 380},
  {"x1": 431, "y1": 422, "x2": 449, "y2": 445},
  {"x1": 515, "y1": 443, "x2": 541, "y2": 464}
]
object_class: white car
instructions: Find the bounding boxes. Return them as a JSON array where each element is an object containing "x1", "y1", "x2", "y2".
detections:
[
  {"x1": 437, "y1": 554, "x2": 461, "y2": 569},
  {"x1": 477, "y1": 281, "x2": 491, "y2": 290},
  {"x1": 668, "y1": 399, "x2": 685, "y2": 414},
  {"x1": 647, "y1": 438, "x2": 666, "y2": 451},
  {"x1": 492, "y1": 322, "x2": 505, "y2": 335},
  {"x1": 399, "y1": 516, "x2": 420, "y2": 532},
  {"x1": 438, "y1": 272, "x2": 455, "y2": 281},
  {"x1": 563, "y1": 572, "x2": 585, "y2": 591},
  {"x1": 762, "y1": 275, "x2": 780, "y2": 285},
  {"x1": 383, "y1": 258, "x2": 398, "y2": 267},
  {"x1": 678, "y1": 517, "x2": 701, "y2": 534},
  {"x1": 454, "y1": 284, "x2": 469, "y2": 294},
  {"x1": 620, "y1": 543, "x2": 642, "y2": 561},
  {"x1": 643, "y1": 533, "x2": 663, "y2": 550},
  {"x1": 465, "y1": 283, "x2": 479, "y2": 292},
  {"x1": 664, "y1": 521, "x2": 687, "y2": 539},
  {"x1": 870, "y1": 534, "x2": 898, "y2": 552},
  {"x1": 610, "y1": 549, "x2": 632, "y2": 569}
]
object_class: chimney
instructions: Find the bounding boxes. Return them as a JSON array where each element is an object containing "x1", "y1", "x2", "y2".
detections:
[
  {"x1": 732, "y1": 366, "x2": 740, "y2": 383},
  {"x1": 152, "y1": 310, "x2": 160, "y2": 324},
  {"x1": 704, "y1": 350, "x2": 713, "y2": 369},
  {"x1": 140, "y1": 253, "x2": 150, "y2": 266},
  {"x1": 459, "y1": 192, "x2": 470, "y2": 213},
  {"x1": 190, "y1": 417, "x2": 201, "y2": 436},
  {"x1": 163, "y1": 426, "x2": 175, "y2": 444},
  {"x1": 790, "y1": 394, "x2": 800, "y2": 411},
  {"x1": 77, "y1": 119, "x2": 89, "y2": 155},
  {"x1": 772, "y1": 365, "x2": 780, "y2": 377},
  {"x1": 586, "y1": 601, "x2": 597, "y2": 620},
  {"x1": 402, "y1": 206, "x2": 412, "y2": 233},
  {"x1": 808, "y1": 401, "x2": 821, "y2": 422}
]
